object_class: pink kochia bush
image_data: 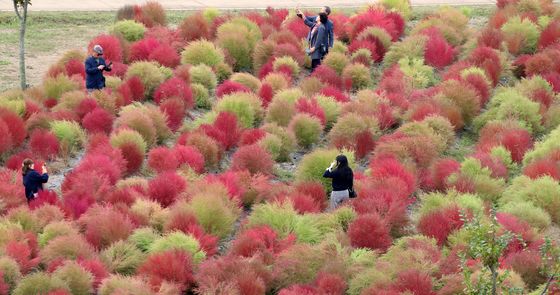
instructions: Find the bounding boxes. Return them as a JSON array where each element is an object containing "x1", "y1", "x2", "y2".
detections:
[
  {"x1": 88, "y1": 34, "x2": 123, "y2": 62},
  {"x1": 79, "y1": 204, "x2": 134, "y2": 249},
  {"x1": 148, "y1": 146, "x2": 178, "y2": 173},
  {"x1": 82, "y1": 108, "x2": 115, "y2": 134},
  {"x1": 231, "y1": 144, "x2": 275, "y2": 175},
  {"x1": 148, "y1": 171, "x2": 187, "y2": 207},
  {"x1": 417, "y1": 206, "x2": 464, "y2": 246},
  {"x1": 139, "y1": 249, "x2": 195, "y2": 292},
  {"x1": 153, "y1": 77, "x2": 193, "y2": 108},
  {"x1": 348, "y1": 213, "x2": 392, "y2": 252},
  {"x1": 200, "y1": 112, "x2": 242, "y2": 150},
  {"x1": 29, "y1": 129, "x2": 60, "y2": 160},
  {"x1": 230, "y1": 225, "x2": 295, "y2": 259},
  {"x1": 216, "y1": 80, "x2": 252, "y2": 98},
  {"x1": 174, "y1": 144, "x2": 205, "y2": 173}
]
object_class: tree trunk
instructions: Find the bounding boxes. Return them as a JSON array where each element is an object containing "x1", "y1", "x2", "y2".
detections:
[
  {"x1": 491, "y1": 266, "x2": 498, "y2": 295},
  {"x1": 14, "y1": 1, "x2": 28, "y2": 90}
]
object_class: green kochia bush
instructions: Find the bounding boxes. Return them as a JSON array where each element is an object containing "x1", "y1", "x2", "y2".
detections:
[
  {"x1": 296, "y1": 148, "x2": 356, "y2": 192},
  {"x1": 288, "y1": 114, "x2": 322, "y2": 149},
  {"x1": 12, "y1": 272, "x2": 70, "y2": 295},
  {"x1": 181, "y1": 40, "x2": 225, "y2": 67},
  {"x1": 190, "y1": 64, "x2": 218, "y2": 91},
  {"x1": 52, "y1": 261, "x2": 94, "y2": 295},
  {"x1": 0, "y1": 257, "x2": 22, "y2": 293},
  {"x1": 43, "y1": 74, "x2": 81, "y2": 100},
  {"x1": 216, "y1": 17, "x2": 262, "y2": 71},
  {"x1": 215, "y1": 92, "x2": 263, "y2": 128},
  {"x1": 125, "y1": 61, "x2": 166, "y2": 98},
  {"x1": 98, "y1": 275, "x2": 154, "y2": 295},
  {"x1": 49, "y1": 120, "x2": 86, "y2": 154},
  {"x1": 148, "y1": 231, "x2": 206, "y2": 263},
  {"x1": 342, "y1": 63, "x2": 372, "y2": 91},
  {"x1": 501, "y1": 16, "x2": 541, "y2": 54},
  {"x1": 111, "y1": 20, "x2": 145, "y2": 42},
  {"x1": 189, "y1": 188, "x2": 241, "y2": 239},
  {"x1": 523, "y1": 124, "x2": 560, "y2": 166},
  {"x1": 501, "y1": 201, "x2": 552, "y2": 231},
  {"x1": 128, "y1": 227, "x2": 159, "y2": 252},
  {"x1": 192, "y1": 83, "x2": 212, "y2": 109},
  {"x1": 101, "y1": 240, "x2": 145, "y2": 275}
]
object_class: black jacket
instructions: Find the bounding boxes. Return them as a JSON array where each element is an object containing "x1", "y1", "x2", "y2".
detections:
[
  {"x1": 85, "y1": 56, "x2": 111, "y2": 90},
  {"x1": 323, "y1": 167, "x2": 353, "y2": 191},
  {"x1": 23, "y1": 169, "x2": 48, "y2": 200}
]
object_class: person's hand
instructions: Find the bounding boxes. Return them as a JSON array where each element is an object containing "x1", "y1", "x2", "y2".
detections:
[
  {"x1": 97, "y1": 65, "x2": 105, "y2": 70},
  {"x1": 328, "y1": 161, "x2": 337, "y2": 170},
  {"x1": 41, "y1": 166, "x2": 48, "y2": 174}
]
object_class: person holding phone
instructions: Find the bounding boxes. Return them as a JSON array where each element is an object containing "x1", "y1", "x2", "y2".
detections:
[
  {"x1": 297, "y1": 6, "x2": 334, "y2": 54},
  {"x1": 323, "y1": 154, "x2": 354, "y2": 210},
  {"x1": 306, "y1": 13, "x2": 329, "y2": 72},
  {"x1": 85, "y1": 44, "x2": 112, "y2": 92},
  {"x1": 22, "y1": 159, "x2": 49, "y2": 203}
]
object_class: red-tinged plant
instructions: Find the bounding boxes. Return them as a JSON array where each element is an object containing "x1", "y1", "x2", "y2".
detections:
[
  {"x1": 539, "y1": 20, "x2": 560, "y2": 50},
  {"x1": 311, "y1": 65, "x2": 343, "y2": 90},
  {"x1": 478, "y1": 27, "x2": 504, "y2": 49},
  {"x1": 320, "y1": 86, "x2": 349, "y2": 103},
  {"x1": 148, "y1": 146, "x2": 179, "y2": 173},
  {"x1": 314, "y1": 273, "x2": 346, "y2": 295},
  {"x1": 524, "y1": 53, "x2": 553, "y2": 77},
  {"x1": 77, "y1": 258, "x2": 108, "y2": 290},
  {"x1": 230, "y1": 225, "x2": 295, "y2": 260},
  {"x1": 174, "y1": 64, "x2": 191, "y2": 84},
  {"x1": 417, "y1": 206, "x2": 463, "y2": 246},
  {"x1": 5, "y1": 150, "x2": 32, "y2": 171},
  {"x1": 349, "y1": 39, "x2": 379, "y2": 61},
  {"x1": 159, "y1": 96, "x2": 186, "y2": 132},
  {"x1": 423, "y1": 29, "x2": 456, "y2": 69},
  {"x1": 200, "y1": 112, "x2": 242, "y2": 151},
  {"x1": 65, "y1": 58, "x2": 85, "y2": 78},
  {"x1": 477, "y1": 122, "x2": 533, "y2": 163},
  {"x1": 124, "y1": 76, "x2": 145, "y2": 101},
  {"x1": 173, "y1": 145, "x2": 205, "y2": 173},
  {"x1": 273, "y1": 43, "x2": 305, "y2": 66},
  {"x1": 524, "y1": 159, "x2": 560, "y2": 180},
  {"x1": 258, "y1": 59, "x2": 274, "y2": 80},
  {"x1": 240, "y1": 128, "x2": 266, "y2": 146},
  {"x1": 178, "y1": 13, "x2": 210, "y2": 42},
  {"x1": 204, "y1": 170, "x2": 248, "y2": 203},
  {"x1": 183, "y1": 132, "x2": 222, "y2": 168},
  {"x1": 278, "y1": 285, "x2": 317, "y2": 295},
  {"x1": 285, "y1": 17, "x2": 310, "y2": 39},
  {"x1": 502, "y1": 250, "x2": 546, "y2": 289},
  {"x1": 105, "y1": 187, "x2": 137, "y2": 206},
  {"x1": 139, "y1": 249, "x2": 194, "y2": 292},
  {"x1": 153, "y1": 77, "x2": 193, "y2": 108},
  {"x1": 129, "y1": 38, "x2": 161, "y2": 62},
  {"x1": 216, "y1": 80, "x2": 252, "y2": 98},
  {"x1": 82, "y1": 108, "x2": 114, "y2": 134},
  {"x1": 392, "y1": 269, "x2": 435, "y2": 295},
  {"x1": 295, "y1": 98, "x2": 327, "y2": 127},
  {"x1": 67, "y1": 153, "x2": 123, "y2": 186},
  {"x1": 473, "y1": 152, "x2": 509, "y2": 179},
  {"x1": 462, "y1": 72, "x2": 491, "y2": 105},
  {"x1": 5, "y1": 240, "x2": 40, "y2": 274},
  {"x1": 79, "y1": 205, "x2": 134, "y2": 249},
  {"x1": 29, "y1": 190, "x2": 59, "y2": 210},
  {"x1": 165, "y1": 211, "x2": 219, "y2": 256},
  {"x1": 136, "y1": 1, "x2": 166, "y2": 28},
  {"x1": 76, "y1": 98, "x2": 98, "y2": 119},
  {"x1": 118, "y1": 142, "x2": 144, "y2": 175},
  {"x1": 369, "y1": 156, "x2": 416, "y2": 197},
  {"x1": 145, "y1": 26, "x2": 182, "y2": 51},
  {"x1": 258, "y1": 83, "x2": 274, "y2": 107},
  {"x1": 348, "y1": 8, "x2": 400, "y2": 41},
  {"x1": 0, "y1": 109, "x2": 25, "y2": 147},
  {"x1": 428, "y1": 158, "x2": 460, "y2": 191},
  {"x1": 62, "y1": 191, "x2": 96, "y2": 219},
  {"x1": 355, "y1": 130, "x2": 376, "y2": 159},
  {"x1": 149, "y1": 43, "x2": 180, "y2": 68},
  {"x1": 0, "y1": 271, "x2": 8, "y2": 295},
  {"x1": 45, "y1": 290, "x2": 71, "y2": 295},
  {"x1": 29, "y1": 129, "x2": 60, "y2": 160},
  {"x1": 290, "y1": 192, "x2": 322, "y2": 214},
  {"x1": 348, "y1": 213, "x2": 392, "y2": 252},
  {"x1": 0, "y1": 170, "x2": 25, "y2": 210},
  {"x1": 148, "y1": 171, "x2": 187, "y2": 207},
  {"x1": 295, "y1": 181, "x2": 327, "y2": 211},
  {"x1": 231, "y1": 144, "x2": 274, "y2": 175},
  {"x1": 468, "y1": 46, "x2": 502, "y2": 86},
  {"x1": 496, "y1": 212, "x2": 535, "y2": 244},
  {"x1": 88, "y1": 34, "x2": 123, "y2": 62}
]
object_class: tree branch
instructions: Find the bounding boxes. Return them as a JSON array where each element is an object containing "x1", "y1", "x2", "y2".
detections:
[{"x1": 13, "y1": 1, "x2": 22, "y2": 20}]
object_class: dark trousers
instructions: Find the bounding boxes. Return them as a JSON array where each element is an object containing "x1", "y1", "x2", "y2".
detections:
[{"x1": 311, "y1": 59, "x2": 321, "y2": 72}]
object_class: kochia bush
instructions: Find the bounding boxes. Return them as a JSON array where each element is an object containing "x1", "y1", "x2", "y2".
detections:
[
  {"x1": 181, "y1": 40, "x2": 225, "y2": 67},
  {"x1": 231, "y1": 144, "x2": 275, "y2": 175},
  {"x1": 288, "y1": 114, "x2": 323, "y2": 149}
]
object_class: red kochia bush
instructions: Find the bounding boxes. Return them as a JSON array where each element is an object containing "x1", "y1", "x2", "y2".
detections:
[
  {"x1": 0, "y1": 108, "x2": 26, "y2": 147},
  {"x1": 216, "y1": 80, "x2": 252, "y2": 98},
  {"x1": 320, "y1": 86, "x2": 350, "y2": 103},
  {"x1": 231, "y1": 144, "x2": 275, "y2": 175},
  {"x1": 82, "y1": 108, "x2": 114, "y2": 134},
  {"x1": 5, "y1": 239, "x2": 40, "y2": 274},
  {"x1": 311, "y1": 65, "x2": 343, "y2": 89},
  {"x1": 230, "y1": 225, "x2": 295, "y2": 259},
  {"x1": 202, "y1": 112, "x2": 242, "y2": 150},
  {"x1": 428, "y1": 158, "x2": 461, "y2": 191},
  {"x1": 502, "y1": 250, "x2": 546, "y2": 289},
  {"x1": 417, "y1": 206, "x2": 464, "y2": 246},
  {"x1": 290, "y1": 192, "x2": 322, "y2": 214},
  {"x1": 295, "y1": 98, "x2": 327, "y2": 127},
  {"x1": 539, "y1": 20, "x2": 560, "y2": 50},
  {"x1": 393, "y1": 269, "x2": 435, "y2": 295},
  {"x1": 78, "y1": 258, "x2": 109, "y2": 290},
  {"x1": 178, "y1": 12, "x2": 210, "y2": 42},
  {"x1": 369, "y1": 156, "x2": 416, "y2": 197},
  {"x1": 348, "y1": 213, "x2": 392, "y2": 252},
  {"x1": 258, "y1": 83, "x2": 274, "y2": 107},
  {"x1": 160, "y1": 97, "x2": 186, "y2": 132},
  {"x1": 65, "y1": 58, "x2": 85, "y2": 78},
  {"x1": 88, "y1": 34, "x2": 123, "y2": 62},
  {"x1": 423, "y1": 29, "x2": 456, "y2": 69},
  {"x1": 0, "y1": 271, "x2": 8, "y2": 295},
  {"x1": 148, "y1": 171, "x2": 187, "y2": 207},
  {"x1": 477, "y1": 122, "x2": 533, "y2": 163},
  {"x1": 148, "y1": 43, "x2": 180, "y2": 68},
  {"x1": 295, "y1": 181, "x2": 327, "y2": 211},
  {"x1": 165, "y1": 211, "x2": 218, "y2": 256},
  {"x1": 148, "y1": 146, "x2": 179, "y2": 173},
  {"x1": 29, "y1": 129, "x2": 60, "y2": 160},
  {"x1": 240, "y1": 128, "x2": 267, "y2": 146},
  {"x1": 129, "y1": 38, "x2": 161, "y2": 62},
  {"x1": 29, "y1": 189, "x2": 59, "y2": 210},
  {"x1": 153, "y1": 77, "x2": 193, "y2": 108},
  {"x1": 136, "y1": 1, "x2": 166, "y2": 28},
  {"x1": 174, "y1": 145, "x2": 205, "y2": 173},
  {"x1": 524, "y1": 159, "x2": 560, "y2": 180},
  {"x1": 79, "y1": 205, "x2": 134, "y2": 249},
  {"x1": 125, "y1": 76, "x2": 146, "y2": 101},
  {"x1": 76, "y1": 98, "x2": 98, "y2": 119},
  {"x1": 118, "y1": 142, "x2": 144, "y2": 175},
  {"x1": 139, "y1": 250, "x2": 194, "y2": 291}
]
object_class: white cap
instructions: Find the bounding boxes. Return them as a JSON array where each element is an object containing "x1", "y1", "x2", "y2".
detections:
[{"x1": 93, "y1": 44, "x2": 103, "y2": 55}]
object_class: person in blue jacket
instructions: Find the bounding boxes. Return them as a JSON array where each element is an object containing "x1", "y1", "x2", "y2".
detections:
[
  {"x1": 306, "y1": 13, "x2": 329, "y2": 72},
  {"x1": 297, "y1": 6, "x2": 334, "y2": 53},
  {"x1": 22, "y1": 159, "x2": 49, "y2": 203},
  {"x1": 85, "y1": 45, "x2": 112, "y2": 92}
]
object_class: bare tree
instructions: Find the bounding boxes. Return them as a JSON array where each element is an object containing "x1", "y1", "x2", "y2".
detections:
[{"x1": 13, "y1": 0, "x2": 31, "y2": 90}]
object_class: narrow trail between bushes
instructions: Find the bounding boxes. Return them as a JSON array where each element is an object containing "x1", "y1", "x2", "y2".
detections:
[{"x1": 45, "y1": 151, "x2": 84, "y2": 194}]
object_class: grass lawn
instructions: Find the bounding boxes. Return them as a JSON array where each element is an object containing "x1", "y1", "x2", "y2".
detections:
[{"x1": 0, "y1": 5, "x2": 493, "y2": 92}]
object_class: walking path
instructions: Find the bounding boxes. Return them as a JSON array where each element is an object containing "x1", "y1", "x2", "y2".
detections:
[{"x1": 1, "y1": 0, "x2": 498, "y2": 11}]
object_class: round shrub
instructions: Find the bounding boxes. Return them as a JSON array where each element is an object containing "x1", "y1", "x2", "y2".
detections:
[
  {"x1": 100, "y1": 241, "x2": 145, "y2": 275},
  {"x1": 38, "y1": 221, "x2": 79, "y2": 247},
  {"x1": 12, "y1": 272, "x2": 69, "y2": 295},
  {"x1": 184, "y1": 132, "x2": 221, "y2": 168},
  {"x1": 342, "y1": 64, "x2": 371, "y2": 90},
  {"x1": 273, "y1": 56, "x2": 300, "y2": 78},
  {"x1": 148, "y1": 232, "x2": 206, "y2": 263},
  {"x1": 52, "y1": 261, "x2": 93, "y2": 295},
  {"x1": 502, "y1": 175, "x2": 560, "y2": 223},
  {"x1": 148, "y1": 146, "x2": 178, "y2": 173},
  {"x1": 501, "y1": 16, "x2": 540, "y2": 54},
  {"x1": 263, "y1": 73, "x2": 290, "y2": 94},
  {"x1": 149, "y1": 43, "x2": 181, "y2": 68},
  {"x1": 111, "y1": 20, "x2": 145, "y2": 42},
  {"x1": 288, "y1": 113, "x2": 323, "y2": 149},
  {"x1": 82, "y1": 108, "x2": 114, "y2": 134},
  {"x1": 43, "y1": 75, "x2": 81, "y2": 100},
  {"x1": 178, "y1": 12, "x2": 210, "y2": 42},
  {"x1": 189, "y1": 188, "x2": 241, "y2": 239},
  {"x1": 136, "y1": 1, "x2": 167, "y2": 28},
  {"x1": 262, "y1": 123, "x2": 296, "y2": 162},
  {"x1": 29, "y1": 129, "x2": 60, "y2": 160},
  {"x1": 300, "y1": 76, "x2": 325, "y2": 97},
  {"x1": 296, "y1": 149, "x2": 355, "y2": 192},
  {"x1": 230, "y1": 72, "x2": 261, "y2": 92},
  {"x1": 265, "y1": 97, "x2": 296, "y2": 127},
  {"x1": 88, "y1": 34, "x2": 123, "y2": 63},
  {"x1": 138, "y1": 249, "x2": 194, "y2": 292},
  {"x1": 231, "y1": 144, "x2": 275, "y2": 175},
  {"x1": 0, "y1": 257, "x2": 21, "y2": 293},
  {"x1": 348, "y1": 213, "x2": 392, "y2": 251},
  {"x1": 323, "y1": 52, "x2": 350, "y2": 75},
  {"x1": 49, "y1": 120, "x2": 86, "y2": 154},
  {"x1": 189, "y1": 64, "x2": 217, "y2": 91},
  {"x1": 115, "y1": 107, "x2": 157, "y2": 146},
  {"x1": 148, "y1": 171, "x2": 187, "y2": 207},
  {"x1": 215, "y1": 92, "x2": 263, "y2": 128},
  {"x1": 328, "y1": 113, "x2": 379, "y2": 157},
  {"x1": 191, "y1": 83, "x2": 211, "y2": 109},
  {"x1": 79, "y1": 205, "x2": 134, "y2": 249},
  {"x1": 181, "y1": 40, "x2": 225, "y2": 67},
  {"x1": 128, "y1": 227, "x2": 159, "y2": 252},
  {"x1": 501, "y1": 201, "x2": 551, "y2": 231},
  {"x1": 98, "y1": 275, "x2": 153, "y2": 295},
  {"x1": 125, "y1": 61, "x2": 166, "y2": 97},
  {"x1": 216, "y1": 80, "x2": 251, "y2": 98},
  {"x1": 216, "y1": 17, "x2": 262, "y2": 71}
]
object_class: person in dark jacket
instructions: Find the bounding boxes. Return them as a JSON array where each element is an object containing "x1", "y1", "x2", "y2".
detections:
[
  {"x1": 323, "y1": 154, "x2": 354, "y2": 210},
  {"x1": 85, "y1": 45, "x2": 112, "y2": 92},
  {"x1": 306, "y1": 13, "x2": 329, "y2": 72},
  {"x1": 22, "y1": 159, "x2": 49, "y2": 203},
  {"x1": 297, "y1": 6, "x2": 334, "y2": 52}
]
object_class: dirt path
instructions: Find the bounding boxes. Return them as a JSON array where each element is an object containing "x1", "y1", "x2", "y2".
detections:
[{"x1": 0, "y1": 0, "x2": 498, "y2": 11}]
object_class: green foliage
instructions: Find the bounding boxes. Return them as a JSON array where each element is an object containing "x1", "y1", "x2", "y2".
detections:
[
  {"x1": 296, "y1": 148, "x2": 356, "y2": 192},
  {"x1": 12, "y1": 272, "x2": 69, "y2": 295},
  {"x1": 111, "y1": 20, "x2": 145, "y2": 42},
  {"x1": 384, "y1": 34, "x2": 427, "y2": 67},
  {"x1": 342, "y1": 63, "x2": 371, "y2": 91},
  {"x1": 474, "y1": 89, "x2": 543, "y2": 135},
  {"x1": 125, "y1": 61, "x2": 166, "y2": 97},
  {"x1": 523, "y1": 124, "x2": 560, "y2": 165},
  {"x1": 110, "y1": 128, "x2": 147, "y2": 154},
  {"x1": 398, "y1": 57, "x2": 436, "y2": 88},
  {"x1": 43, "y1": 74, "x2": 80, "y2": 100},
  {"x1": 38, "y1": 221, "x2": 79, "y2": 247},
  {"x1": 259, "y1": 133, "x2": 284, "y2": 162},
  {"x1": 501, "y1": 175, "x2": 560, "y2": 223},
  {"x1": 115, "y1": 104, "x2": 157, "y2": 146},
  {"x1": 501, "y1": 201, "x2": 551, "y2": 231},
  {"x1": 323, "y1": 52, "x2": 350, "y2": 76},
  {"x1": 98, "y1": 275, "x2": 154, "y2": 295},
  {"x1": 215, "y1": 92, "x2": 263, "y2": 128},
  {"x1": 49, "y1": 120, "x2": 86, "y2": 154},
  {"x1": 129, "y1": 199, "x2": 168, "y2": 232},
  {"x1": 214, "y1": 62, "x2": 233, "y2": 83},
  {"x1": 40, "y1": 235, "x2": 95, "y2": 264},
  {"x1": 230, "y1": 72, "x2": 261, "y2": 92},
  {"x1": 450, "y1": 157, "x2": 506, "y2": 202},
  {"x1": 501, "y1": 16, "x2": 541, "y2": 54},
  {"x1": 189, "y1": 189, "x2": 241, "y2": 239},
  {"x1": 316, "y1": 95, "x2": 341, "y2": 130},
  {"x1": 351, "y1": 48, "x2": 374, "y2": 66},
  {"x1": 288, "y1": 114, "x2": 322, "y2": 149},
  {"x1": 0, "y1": 257, "x2": 22, "y2": 293},
  {"x1": 262, "y1": 123, "x2": 296, "y2": 162},
  {"x1": 263, "y1": 73, "x2": 289, "y2": 93},
  {"x1": 348, "y1": 268, "x2": 391, "y2": 295},
  {"x1": 128, "y1": 227, "x2": 159, "y2": 252},
  {"x1": 148, "y1": 231, "x2": 206, "y2": 263},
  {"x1": 216, "y1": 17, "x2": 262, "y2": 71},
  {"x1": 52, "y1": 261, "x2": 94, "y2": 295},
  {"x1": 380, "y1": 0, "x2": 412, "y2": 19},
  {"x1": 273, "y1": 56, "x2": 300, "y2": 78},
  {"x1": 181, "y1": 39, "x2": 225, "y2": 67},
  {"x1": 265, "y1": 96, "x2": 296, "y2": 127},
  {"x1": 191, "y1": 83, "x2": 212, "y2": 109},
  {"x1": 329, "y1": 113, "x2": 379, "y2": 152},
  {"x1": 189, "y1": 64, "x2": 217, "y2": 90},
  {"x1": 101, "y1": 240, "x2": 145, "y2": 275}
]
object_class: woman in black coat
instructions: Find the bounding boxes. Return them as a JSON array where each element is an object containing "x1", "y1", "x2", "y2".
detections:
[
  {"x1": 307, "y1": 13, "x2": 329, "y2": 72},
  {"x1": 22, "y1": 159, "x2": 49, "y2": 203},
  {"x1": 323, "y1": 154, "x2": 354, "y2": 210}
]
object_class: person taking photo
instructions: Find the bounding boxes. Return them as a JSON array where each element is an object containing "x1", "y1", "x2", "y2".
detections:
[
  {"x1": 323, "y1": 154, "x2": 354, "y2": 210},
  {"x1": 85, "y1": 44, "x2": 112, "y2": 92},
  {"x1": 22, "y1": 159, "x2": 49, "y2": 203}
]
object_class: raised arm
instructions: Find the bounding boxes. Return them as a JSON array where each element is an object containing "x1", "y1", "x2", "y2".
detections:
[{"x1": 304, "y1": 15, "x2": 316, "y2": 28}]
